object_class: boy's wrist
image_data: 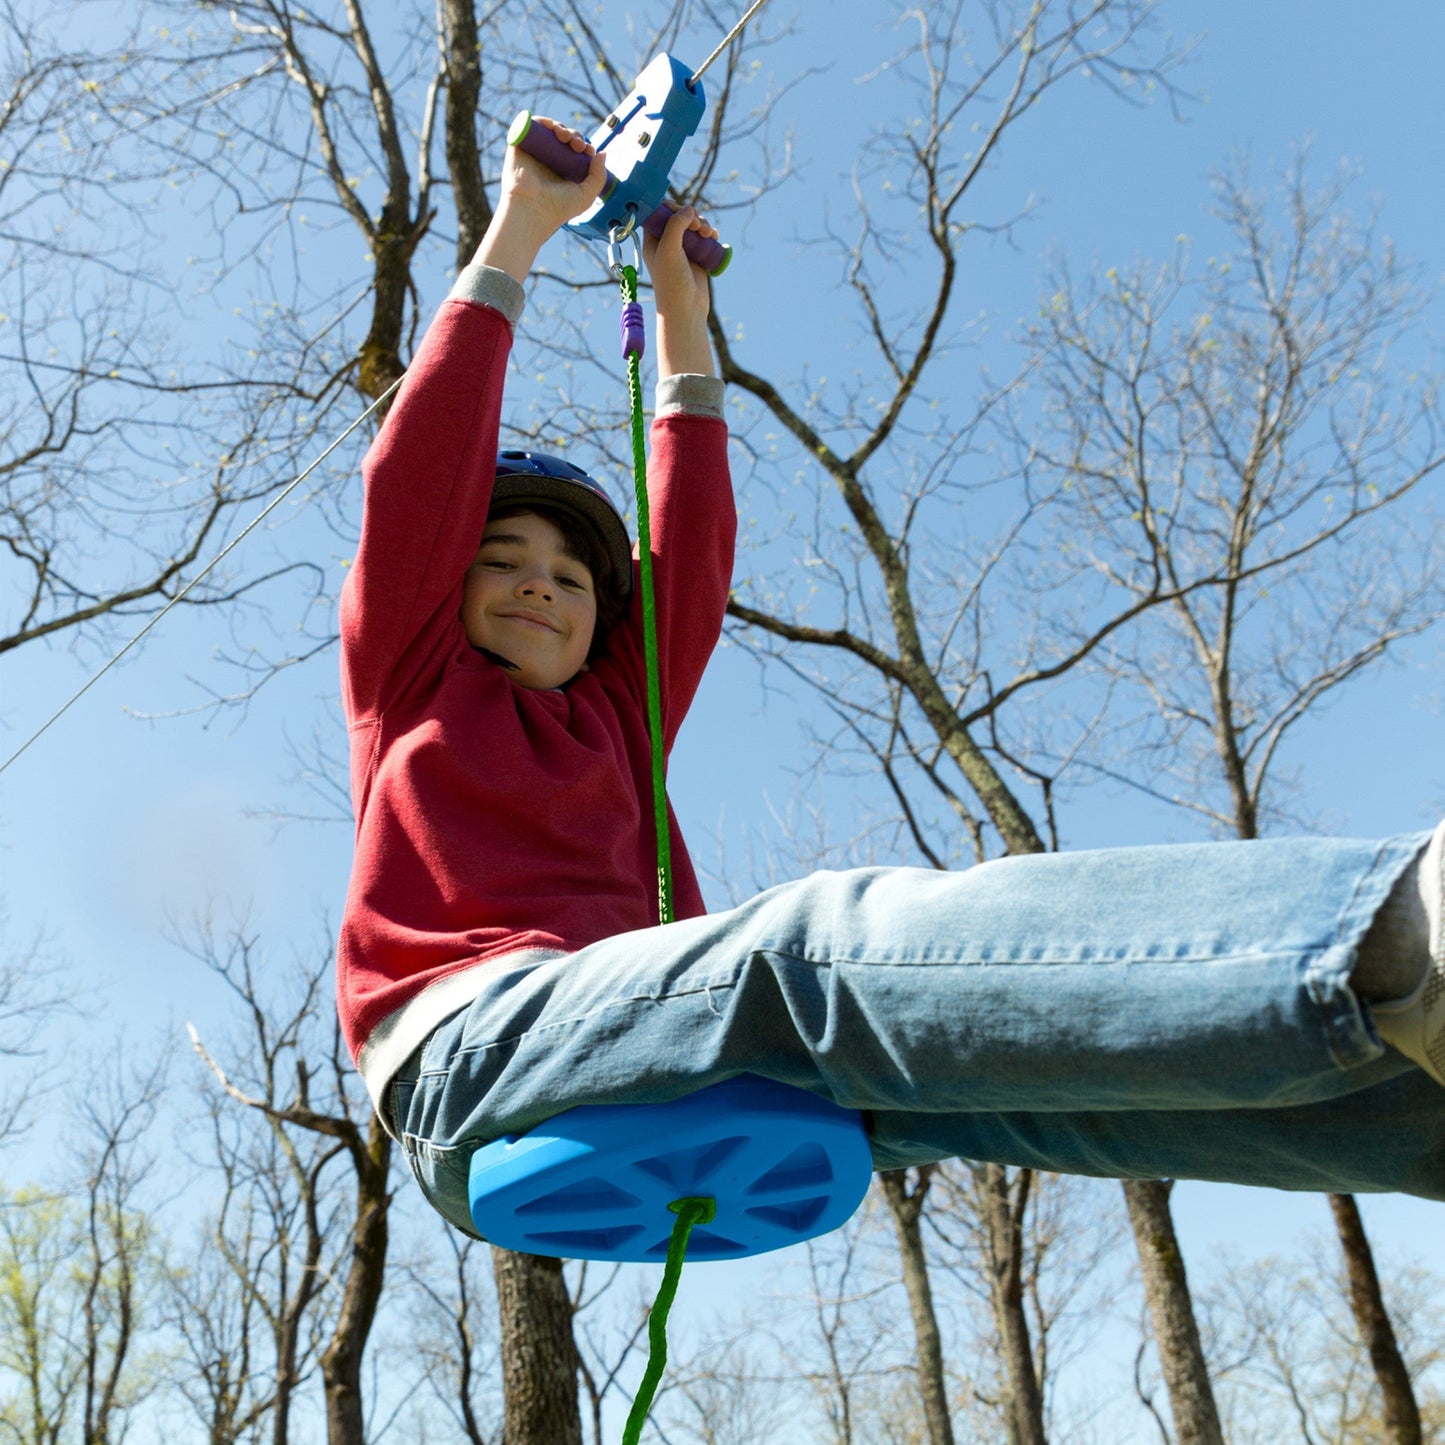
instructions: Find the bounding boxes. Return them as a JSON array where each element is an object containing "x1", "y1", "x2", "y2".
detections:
[
  {"x1": 655, "y1": 313, "x2": 715, "y2": 380},
  {"x1": 473, "y1": 199, "x2": 558, "y2": 284}
]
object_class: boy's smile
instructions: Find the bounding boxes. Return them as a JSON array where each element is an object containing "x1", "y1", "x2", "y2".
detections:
[{"x1": 462, "y1": 511, "x2": 599, "y2": 688}]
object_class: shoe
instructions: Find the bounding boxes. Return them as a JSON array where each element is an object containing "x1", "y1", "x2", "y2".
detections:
[{"x1": 1373, "y1": 819, "x2": 1445, "y2": 1086}]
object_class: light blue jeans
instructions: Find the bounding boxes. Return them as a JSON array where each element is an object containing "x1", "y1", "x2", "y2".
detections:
[{"x1": 390, "y1": 832, "x2": 1444, "y2": 1237}]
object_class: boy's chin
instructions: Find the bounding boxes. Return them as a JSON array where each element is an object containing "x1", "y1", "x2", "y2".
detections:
[{"x1": 473, "y1": 644, "x2": 589, "y2": 689}]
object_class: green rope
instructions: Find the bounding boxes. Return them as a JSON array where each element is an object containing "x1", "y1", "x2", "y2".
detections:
[
  {"x1": 614, "y1": 263, "x2": 707, "y2": 1445},
  {"x1": 620, "y1": 262, "x2": 674, "y2": 927},
  {"x1": 620, "y1": 1197, "x2": 716, "y2": 1444},
  {"x1": 614, "y1": 264, "x2": 707, "y2": 1445}
]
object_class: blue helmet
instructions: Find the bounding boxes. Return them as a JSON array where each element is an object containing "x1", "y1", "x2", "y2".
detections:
[{"x1": 492, "y1": 450, "x2": 633, "y2": 602}]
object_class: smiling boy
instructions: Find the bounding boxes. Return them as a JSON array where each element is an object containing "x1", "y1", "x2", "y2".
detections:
[
  {"x1": 463, "y1": 512, "x2": 600, "y2": 688},
  {"x1": 336, "y1": 117, "x2": 735, "y2": 1174},
  {"x1": 341, "y1": 120, "x2": 1445, "y2": 1240}
]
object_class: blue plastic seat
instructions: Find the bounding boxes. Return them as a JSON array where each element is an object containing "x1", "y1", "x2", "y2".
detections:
[{"x1": 468, "y1": 1076, "x2": 873, "y2": 1262}]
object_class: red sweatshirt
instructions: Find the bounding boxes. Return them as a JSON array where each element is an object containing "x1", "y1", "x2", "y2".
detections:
[{"x1": 337, "y1": 276, "x2": 735, "y2": 1116}]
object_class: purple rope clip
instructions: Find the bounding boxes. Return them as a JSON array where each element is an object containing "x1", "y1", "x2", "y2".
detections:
[{"x1": 620, "y1": 300, "x2": 646, "y2": 360}]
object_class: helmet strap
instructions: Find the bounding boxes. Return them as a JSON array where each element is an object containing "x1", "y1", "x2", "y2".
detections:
[{"x1": 475, "y1": 646, "x2": 520, "y2": 672}]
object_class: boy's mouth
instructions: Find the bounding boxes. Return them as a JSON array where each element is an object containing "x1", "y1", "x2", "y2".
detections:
[{"x1": 497, "y1": 609, "x2": 561, "y2": 633}]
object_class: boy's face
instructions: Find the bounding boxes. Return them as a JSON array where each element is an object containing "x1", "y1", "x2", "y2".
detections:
[{"x1": 462, "y1": 511, "x2": 598, "y2": 689}]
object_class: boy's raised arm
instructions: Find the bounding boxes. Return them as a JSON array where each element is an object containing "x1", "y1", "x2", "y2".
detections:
[
  {"x1": 342, "y1": 122, "x2": 607, "y2": 722},
  {"x1": 606, "y1": 203, "x2": 733, "y2": 744},
  {"x1": 643, "y1": 204, "x2": 721, "y2": 381},
  {"x1": 474, "y1": 123, "x2": 607, "y2": 284}
]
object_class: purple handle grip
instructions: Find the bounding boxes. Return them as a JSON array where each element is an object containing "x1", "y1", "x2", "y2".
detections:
[
  {"x1": 641, "y1": 203, "x2": 730, "y2": 277},
  {"x1": 508, "y1": 111, "x2": 732, "y2": 277},
  {"x1": 509, "y1": 111, "x2": 594, "y2": 183}
]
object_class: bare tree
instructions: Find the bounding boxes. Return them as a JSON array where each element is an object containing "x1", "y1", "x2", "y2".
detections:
[
  {"x1": 0, "y1": 3, "x2": 347, "y2": 677},
  {"x1": 398, "y1": 1232, "x2": 501, "y2": 1445},
  {"x1": 172, "y1": 1063, "x2": 343, "y2": 1445},
  {"x1": 183, "y1": 920, "x2": 393, "y2": 1445},
  {"x1": 653, "y1": 1331, "x2": 796, "y2": 1445},
  {"x1": 1024, "y1": 155, "x2": 1445, "y2": 1444},
  {"x1": 879, "y1": 1168, "x2": 961, "y2": 1445},
  {"x1": 711, "y1": 5, "x2": 1227, "y2": 1440},
  {"x1": 909, "y1": 1164, "x2": 1125, "y2": 1444},
  {"x1": 1204, "y1": 1241, "x2": 1444, "y2": 1444},
  {"x1": 1123, "y1": 1180, "x2": 1224, "y2": 1445},
  {"x1": 490, "y1": 1248, "x2": 583, "y2": 1445},
  {"x1": 0, "y1": 911, "x2": 68, "y2": 1143},
  {"x1": 1327, "y1": 1194, "x2": 1423, "y2": 1445},
  {"x1": 1023, "y1": 158, "x2": 1444, "y2": 844},
  {"x1": 791, "y1": 1198, "x2": 916, "y2": 1445},
  {"x1": 166, "y1": 1189, "x2": 282, "y2": 1445}
]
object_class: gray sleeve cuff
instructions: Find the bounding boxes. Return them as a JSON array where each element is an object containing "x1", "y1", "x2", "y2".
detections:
[
  {"x1": 656, "y1": 373, "x2": 725, "y2": 419},
  {"x1": 448, "y1": 263, "x2": 526, "y2": 327}
]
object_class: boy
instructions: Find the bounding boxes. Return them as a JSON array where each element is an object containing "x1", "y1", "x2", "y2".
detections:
[
  {"x1": 338, "y1": 120, "x2": 734, "y2": 1234},
  {"x1": 340, "y1": 121, "x2": 1445, "y2": 1238}
]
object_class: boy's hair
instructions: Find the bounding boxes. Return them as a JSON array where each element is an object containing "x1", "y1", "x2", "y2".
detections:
[{"x1": 486, "y1": 502, "x2": 630, "y2": 658}]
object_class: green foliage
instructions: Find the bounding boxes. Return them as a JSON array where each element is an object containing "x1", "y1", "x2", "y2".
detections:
[{"x1": 0, "y1": 1181, "x2": 168, "y2": 1445}]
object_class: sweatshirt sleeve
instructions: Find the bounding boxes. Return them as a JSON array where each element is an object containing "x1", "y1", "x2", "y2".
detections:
[{"x1": 339, "y1": 270, "x2": 523, "y2": 725}]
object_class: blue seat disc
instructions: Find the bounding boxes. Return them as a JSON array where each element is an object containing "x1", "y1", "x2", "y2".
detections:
[{"x1": 468, "y1": 1076, "x2": 873, "y2": 1262}]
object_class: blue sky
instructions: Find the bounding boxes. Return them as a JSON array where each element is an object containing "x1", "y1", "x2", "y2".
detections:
[{"x1": 1, "y1": 1, "x2": 1442, "y2": 1433}]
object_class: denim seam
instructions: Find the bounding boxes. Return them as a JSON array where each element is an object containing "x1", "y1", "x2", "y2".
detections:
[
  {"x1": 427, "y1": 973, "x2": 741, "y2": 1072},
  {"x1": 1306, "y1": 836, "x2": 1400, "y2": 1071},
  {"x1": 401, "y1": 1132, "x2": 467, "y2": 1162},
  {"x1": 763, "y1": 946, "x2": 1300, "y2": 967},
  {"x1": 405, "y1": 1145, "x2": 475, "y2": 1175}
]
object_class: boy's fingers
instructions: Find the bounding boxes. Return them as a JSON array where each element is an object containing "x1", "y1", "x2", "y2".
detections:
[
  {"x1": 673, "y1": 205, "x2": 718, "y2": 242},
  {"x1": 646, "y1": 203, "x2": 721, "y2": 285},
  {"x1": 664, "y1": 204, "x2": 717, "y2": 244},
  {"x1": 647, "y1": 204, "x2": 689, "y2": 259},
  {"x1": 536, "y1": 115, "x2": 595, "y2": 155},
  {"x1": 581, "y1": 149, "x2": 607, "y2": 201}
]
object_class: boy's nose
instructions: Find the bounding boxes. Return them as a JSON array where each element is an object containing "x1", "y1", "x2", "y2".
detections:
[{"x1": 517, "y1": 574, "x2": 553, "y2": 601}]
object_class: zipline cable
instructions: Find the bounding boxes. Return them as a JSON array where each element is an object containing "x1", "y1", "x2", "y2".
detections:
[
  {"x1": 0, "y1": 0, "x2": 771, "y2": 785},
  {"x1": 689, "y1": 0, "x2": 770, "y2": 85},
  {"x1": 0, "y1": 374, "x2": 402, "y2": 779}
]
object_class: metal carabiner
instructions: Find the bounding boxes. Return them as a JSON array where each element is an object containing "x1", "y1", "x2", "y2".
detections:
[{"x1": 607, "y1": 214, "x2": 643, "y2": 279}]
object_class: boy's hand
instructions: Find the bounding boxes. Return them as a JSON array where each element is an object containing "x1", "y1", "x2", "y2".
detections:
[
  {"x1": 475, "y1": 117, "x2": 607, "y2": 284},
  {"x1": 645, "y1": 204, "x2": 719, "y2": 379}
]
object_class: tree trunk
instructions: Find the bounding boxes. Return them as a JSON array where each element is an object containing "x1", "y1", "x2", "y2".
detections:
[
  {"x1": 1216, "y1": 738, "x2": 1420, "y2": 1444},
  {"x1": 879, "y1": 1168, "x2": 956, "y2": 1445},
  {"x1": 440, "y1": 0, "x2": 491, "y2": 268},
  {"x1": 1122, "y1": 1179, "x2": 1224, "y2": 1445},
  {"x1": 321, "y1": 1116, "x2": 393, "y2": 1445},
  {"x1": 978, "y1": 1164, "x2": 1047, "y2": 1445},
  {"x1": 359, "y1": 228, "x2": 422, "y2": 400},
  {"x1": 492, "y1": 1248, "x2": 583, "y2": 1445},
  {"x1": 1328, "y1": 1193, "x2": 1422, "y2": 1445}
]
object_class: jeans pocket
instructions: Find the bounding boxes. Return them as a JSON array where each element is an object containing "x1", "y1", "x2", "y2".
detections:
[
  {"x1": 388, "y1": 1074, "x2": 412, "y2": 1137},
  {"x1": 401, "y1": 1133, "x2": 481, "y2": 1239}
]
